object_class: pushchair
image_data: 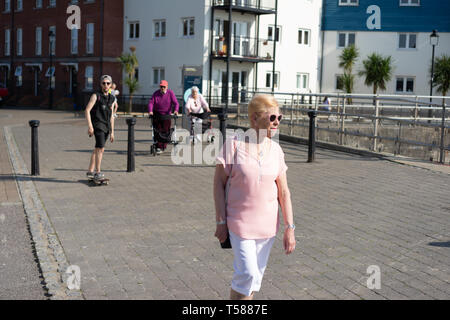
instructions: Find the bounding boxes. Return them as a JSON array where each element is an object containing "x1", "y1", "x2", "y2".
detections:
[
  {"x1": 149, "y1": 114, "x2": 179, "y2": 156},
  {"x1": 189, "y1": 111, "x2": 214, "y2": 144}
]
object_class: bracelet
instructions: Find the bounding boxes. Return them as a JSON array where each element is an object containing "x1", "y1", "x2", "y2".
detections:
[
  {"x1": 216, "y1": 220, "x2": 227, "y2": 225},
  {"x1": 285, "y1": 224, "x2": 296, "y2": 230}
]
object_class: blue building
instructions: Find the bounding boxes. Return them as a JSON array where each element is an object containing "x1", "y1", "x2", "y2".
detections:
[{"x1": 320, "y1": 0, "x2": 450, "y2": 98}]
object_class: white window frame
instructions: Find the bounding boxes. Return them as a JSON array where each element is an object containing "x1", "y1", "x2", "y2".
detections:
[
  {"x1": 153, "y1": 67, "x2": 165, "y2": 86},
  {"x1": 399, "y1": 0, "x2": 420, "y2": 6},
  {"x1": 17, "y1": 28, "x2": 22, "y2": 56},
  {"x1": 86, "y1": 23, "x2": 94, "y2": 54},
  {"x1": 298, "y1": 28, "x2": 310, "y2": 46},
  {"x1": 181, "y1": 17, "x2": 195, "y2": 37},
  {"x1": 4, "y1": 0, "x2": 11, "y2": 12},
  {"x1": 339, "y1": 0, "x2": 359, "y2": 6},
  {"x1": 85, "y1": 66, "x2": 93, "y2": 90},
  {"x1": 36, "y1": 27, "x2": 42, "y2": 56},
  {"x1": 398, "y1": 33, "x2": 417, "y2": 49},
  {"x1": 128, "y1": 21, "x2": 140, "y2": 40},
  {"x1": 265, "y1": 71, "x2": 280, "y2": 89},
  {"x1": 71, "y1": 28, "x2": 78, "y2": 54},
  {"x1": 296, "y1": 73, "x2": 309, "y2": 91},
  {"x1": 338, "y1": 32, "x2": 356, "y2": 48},
  {"x1": 49, "y1": 0, "x2": 56, "y2": 7},
  {"x1": 15, "y1": 66, "x2": 22, "y2": 87},
  {"x1": 395, "y1": 76, "x2": 415, "y2": 93},
  {"x1": 16, "y1": 0, "x2": 22, "y2": 11},
  {"x1": 154, "y1": 20, "x2": 166, "y2": 39},
  {"x1": 35, "y1": 0, "x2": 42, "y2": 8},
  {"x1": 268, "y1": 25, "x2": 281, "y2": 42},
  {"x1": 5, "y1": 29, "x2": 11, "y2": 56}
]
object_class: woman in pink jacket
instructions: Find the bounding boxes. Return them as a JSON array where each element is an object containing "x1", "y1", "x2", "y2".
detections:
[{"x1": 214, "y1": 94, "x2": 296, "y2": 300}]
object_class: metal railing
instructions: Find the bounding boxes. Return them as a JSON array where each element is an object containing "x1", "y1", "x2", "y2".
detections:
[
  {"x1": 213, "y1": 0, "x2": 276, "y2": 11},
  {"x1": 212, "y1": 35, "x2": 274, "y2": 61},
  {"x1": 225, "y1": 91, "x2": 449, "y2": 164}
]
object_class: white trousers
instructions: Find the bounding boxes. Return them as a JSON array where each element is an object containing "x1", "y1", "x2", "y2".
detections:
[
  {"x1": 191, "y1": 117, "x2": 203, "y2": 143},
  {"x1": 229, "y1": 230, "x2": 275, "y2": 297}
]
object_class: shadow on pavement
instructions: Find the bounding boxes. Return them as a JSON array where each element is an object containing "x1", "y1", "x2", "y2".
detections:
[
  {"x1": 428, "y1": 241, "x2": 450, "y2": 248},
  {"x1": 0, "y1": 174, "x2": 78, "y2": 184}
]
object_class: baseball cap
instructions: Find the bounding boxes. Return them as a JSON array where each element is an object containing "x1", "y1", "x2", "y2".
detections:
[{"x1": 159, "y1": 80, "x2": 168, "y2": 87}]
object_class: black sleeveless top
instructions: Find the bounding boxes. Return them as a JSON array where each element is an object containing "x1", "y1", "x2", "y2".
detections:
[{"x1": 90, "y1": 91, "x2": 114, "y2": 133}]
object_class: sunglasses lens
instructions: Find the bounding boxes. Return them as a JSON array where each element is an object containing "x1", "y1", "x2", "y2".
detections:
[
  {"x1": 270, "y1": 115, "x2": 276, "y2": 122},
  {"x1": 102, "y1": 82, "x2": 110, "y2": 85},
  {"x1": 278, "y1": 115, "x2": 283, "y2": 121}
]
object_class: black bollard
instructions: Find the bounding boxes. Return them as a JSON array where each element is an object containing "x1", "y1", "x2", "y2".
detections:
[
  {"x1": 218, "y1": 113, "x2": 228, "y2": 144},
  {"x1": 29, "y1": 120, "x2": 40, "y2": 176},
  {"x1": 307, "y1": 111, "x2": 316, "y2": 163},
  {"x1": 126, "y1": 117, "x2": 136, "y2": 172}
]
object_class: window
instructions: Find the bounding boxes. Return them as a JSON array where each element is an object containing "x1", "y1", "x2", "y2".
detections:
[
  {"x1": 17, "y1": 28, "x2": 22, "y2": 56},
  {"x1": 5, "y1": 29, "x2": 10, "y2": 56},
  {"x1": 396, "y1": 77, "x2": 415, "y2": 93},
  {"x1": 338, "y1": 32, "x2": 355, "y2": 48},
  {"x1": 15, "y1": 66, "x2": 22, "y2": 86},
  {"x1": 71, "y1": 28, "x2": 78, "y2": 54},
  {"x1": 135, "y1": 68, "x2": 139, "y2": 81},
  {"x1": 399, "y1": 0, "x2": 419, "y2": 6},
  {"x1": 36, "y1": 0, "x2": 42, "y2": 8},
  {"x1": 296, "y1": 73, "x2": 309, "y2": 90},
  {"x1": 86, "y1": 23, "x2": 94, "y2": 54},
  {"x1": 153, "y1": 67, "x2": 165, "y2": 85},
  {"x1": 49, "y1": 26, "x2": 56, "y2": 55},
  {"x1": 398, "y1": 33, "x2": 417, "y2": 49},
  {"x1": 265, "y1": 72, "x2": 280, "y2": 88},
  {"x1": 49, "y1": 0, "x2": 56, "y2": 7},
  {"x1": 85, "y1": 66, "x2": 93, "y2": 90},
  {"x1": 36, "y1": 27, "x2": 42, "y2": 55},
  {"x1": 4, "y1": 0, "x2": 11, "y2": 12},
  {"x1": 336, "y1": 74, "x2": 344, "y2": 90},
  {"x1": 16, "y1": 0, "x2": 22, "y2": 11},
  {"x1": 182, "y1": 18, "x2": 195, "y2": 37},
  {"x1": 154, "y1": 20, "x2": 166, "y2": 38},
  {"x1": 129, "y1": 22, "x2": 140, "y2": 39},
  {"x1": 268, "y1": 25, "x2": 280, "y2": 42},
  {"x1": 339, "y1": 0, "x2": 358, "y2": 5},
  {"x1": 298, "y1": 29, "x2": 310, "y2": 45}
]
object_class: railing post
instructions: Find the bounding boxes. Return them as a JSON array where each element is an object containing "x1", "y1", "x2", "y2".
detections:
[
  {"x1": 28, "y1": 120, "x2": 40, "y2": 176},
  {"x1": 126, "y1": 117, "x2": 136, "y2": 173},
  {"x1": 237, "y1": 103, "x2": 241, "y2": 126},
  {"x1": 339, "y1": 97, "x2": 346, "y2": 145},
  {"x1": 307, "y1": 111, "x2": 316, "y2": 163},
  {"x1": 373, "y1": 96, "x2": 379, "y2": 151},
  {"x1": 440, "y1": 103, "x2": 446, "y2": 164},
  {"x1": 414, "y1": 96, "x2": 419, "y2": 125},
  {"x1": 290, "y1": 94, "x2": 294, "y2": 136}
]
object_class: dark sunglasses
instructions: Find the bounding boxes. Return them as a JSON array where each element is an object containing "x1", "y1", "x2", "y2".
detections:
[
  {"x1": 102, "y1": 82, "x2": 111, "y2": 85},
  {"x1": 269, "y1": 114, "x2": 282, "y2": 122}
]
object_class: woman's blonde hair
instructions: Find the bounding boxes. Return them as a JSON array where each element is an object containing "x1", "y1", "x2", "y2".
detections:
[{"x1": 248, "y1": 94, "x2": 278, "y2": 118}]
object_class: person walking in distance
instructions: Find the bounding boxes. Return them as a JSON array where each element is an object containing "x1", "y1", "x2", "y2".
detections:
[
  {"x1": 110, "y1": 82, "x2": 120, "y2": 118},
  {"x1": 85, "y1": 75, "x2": 115, "y2": 181},
  {"x1": 185, "y1": 86, "x2": 211, "y2": 144},
  {"x1": 148, "y1": 80, "x2": 179, "y2": 154},
  {"x1": 214, "y1": 94, "x2": 296, "y2": 300}
]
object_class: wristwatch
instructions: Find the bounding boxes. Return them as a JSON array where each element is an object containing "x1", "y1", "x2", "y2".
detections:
[{"x1": 286, "y1": 224, "x2": 296, "y2": 230}]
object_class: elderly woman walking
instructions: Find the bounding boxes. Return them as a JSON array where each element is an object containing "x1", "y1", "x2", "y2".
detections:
[{"x1": 214, "y1": 94, "x2": 296, "y2": 300}]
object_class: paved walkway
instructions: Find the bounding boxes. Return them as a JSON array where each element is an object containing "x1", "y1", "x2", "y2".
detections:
[{"x1": 1, "y1": 107, "x2": 449, "y2": 300}]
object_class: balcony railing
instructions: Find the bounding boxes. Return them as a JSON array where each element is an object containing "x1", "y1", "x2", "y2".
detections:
[
  {"x1": 212, "y1": 35, "x2": 274, "y2": 61},
  {"x1": 213, "y1": 0, "x2": 276, "y2": 13}
]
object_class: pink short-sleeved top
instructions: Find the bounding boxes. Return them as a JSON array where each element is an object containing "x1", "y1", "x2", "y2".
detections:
[{"x1": 216, "y1": 136, "x2": 288, "y2": 239}]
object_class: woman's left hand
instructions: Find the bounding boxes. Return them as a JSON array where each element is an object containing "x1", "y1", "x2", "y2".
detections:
[{"x1": 283, "y1": 229, "x2": 296, "y2": 255}]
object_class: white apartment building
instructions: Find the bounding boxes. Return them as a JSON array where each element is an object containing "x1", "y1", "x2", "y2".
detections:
[{"x1": 123, "y1": 0, "x2": 323, "y2": 104}]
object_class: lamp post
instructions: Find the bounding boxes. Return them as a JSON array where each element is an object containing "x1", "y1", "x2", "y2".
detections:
[
  {"x1": 48, "y1": 30, "x2": 55, "y2": 109},
  {"x1": 429, "y1": 30, "x2": 439, "y2": 119}
]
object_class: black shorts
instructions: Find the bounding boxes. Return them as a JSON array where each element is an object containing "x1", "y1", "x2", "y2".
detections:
[{"x1": 94, "y1": 131, "x2": 109, "y2": 148}]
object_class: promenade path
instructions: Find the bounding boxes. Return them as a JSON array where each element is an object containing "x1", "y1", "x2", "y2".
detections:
[{"x1": 1, "y1": 107, "x2": 449, "y2": 300}]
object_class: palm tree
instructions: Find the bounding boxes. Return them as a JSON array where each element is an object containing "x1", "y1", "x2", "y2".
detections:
[
  {"x1": 118, "y1": 46, "x2": 139, "y2": 114},
  {"x1": 432, "y1": 55, "x2": 450, "y2": 105},
  {"x1": 359, "y1": 53, "x2": 393, "y2": 103},
  {"x1": 338, "y1": 45, "x2": 359, "y2": 104}
]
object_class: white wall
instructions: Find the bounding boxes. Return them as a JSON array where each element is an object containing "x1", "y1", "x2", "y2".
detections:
[
  {"x1": 258, "y1": 0, "x2": 322, "y2": 93},
  {"x1": 321, "y1": 31, "x2": 450, "y2": 100}
]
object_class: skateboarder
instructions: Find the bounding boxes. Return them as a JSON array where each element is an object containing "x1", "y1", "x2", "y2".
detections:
[{"x1": 85, "y1": 75, "x2": 115, "y2": 182}]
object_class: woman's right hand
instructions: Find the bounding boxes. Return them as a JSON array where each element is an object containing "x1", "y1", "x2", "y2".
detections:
[
  {"x1": 215, "y1": 224, "x2": 228, "y2": 243},
  {"x1": 88, "y1": 127, "x2": 94, "y2": 137}
]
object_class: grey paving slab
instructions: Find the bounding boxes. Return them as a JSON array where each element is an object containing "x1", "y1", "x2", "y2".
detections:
[{"x1": 1, "y1": 108, "x2": 449, "y2": 300}]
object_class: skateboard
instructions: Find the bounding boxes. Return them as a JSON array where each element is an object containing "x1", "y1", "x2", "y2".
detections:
[{"x1": 88, "y1": 177, "x2": 110, "y2": 186}]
